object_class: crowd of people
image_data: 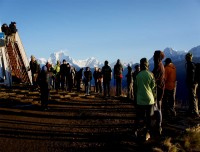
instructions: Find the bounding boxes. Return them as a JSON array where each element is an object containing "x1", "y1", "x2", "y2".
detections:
[
  {"x1": 27, "y1": 50, "x2": 199, "y2": 141},
  {"x1": 1, "y1": 22, "x2": 18, "y2": 46},
  {"x1": 1, "y1": 22, "x2": 199, "y2": 142}
]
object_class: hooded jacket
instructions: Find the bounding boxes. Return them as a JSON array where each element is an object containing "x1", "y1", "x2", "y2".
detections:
[
  {"x1": 165, "y1": 63, "x2": 176, "y2": 90},
  {"x1": 135, "y1": 69, "x2": 156, "y2": 105},
  {"x1": 152, "y1": 51, "x2": 165, "y2": 89}
]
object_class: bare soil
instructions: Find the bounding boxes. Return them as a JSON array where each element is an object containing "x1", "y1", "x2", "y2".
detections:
[{"x1": 0, "y1": 85, "x2": 199, "y2": 152}]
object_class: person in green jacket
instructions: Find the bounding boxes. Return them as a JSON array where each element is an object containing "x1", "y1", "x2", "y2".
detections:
[
  {"x1": 134, "y1": 58, "x2": 156, "y2": 141},
  {"x1": 53, "y1": 60, "x2": 61, "y2": 91}
]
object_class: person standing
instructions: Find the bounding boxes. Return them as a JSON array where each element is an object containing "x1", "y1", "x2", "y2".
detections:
[
  {"x1": 1, "y1": 23, "x2": 11, "y2": 46},
  {"x1": 152, "y1": 50, "x2": 165, "y2": 135},
  {"x1": 29, "y1": 55, "x2": 40, "y2": 91},
  {"x1": 53, "y1": 60, "x2": 61, "y2": 91},
  {"x1": 134, "y1": 58, "x2": 156, "y2": 141},
  {"x1": 76, "y1": 68, "x2": 83, "y2": 92},
  {"x1": 132, "y1": 64, "x2": 140, "y2": 104},
  {"x1": 185, "y1": 53, "x2": 199, "y2": 118},
  {"x1": 60, "y1": 60, "x2": 69, "y2": 91},
  {"x1": 126, "y1": 65, "x2": 133, "y2": 99},
  {"x1": 102, "y1": 60, "x2": 112, "y2": 97},
  {"x1": 38, "y1": 62, "x2": 52, "y2": 110},
  {"x1": 93, "y1": 67, "x2": 99, "y2": 93},
  {"x1": 84, "y1": 67, "x2": 92, "y2": 95},
  {"x1": 114, "y1": 59, "x2": 123, "y2": 96},
  {"x1": 9, "y1": 22, "x2": 17, "y2": 43},
  {"x1": 162, "y1": 58, "x2": 177, "y2": 118},
  {"x1": 133, "y1": 65, "x2": 140, "y2": 82},
  {"x1": 97, "y1": 68, "x2": 103, "y2": 94}
]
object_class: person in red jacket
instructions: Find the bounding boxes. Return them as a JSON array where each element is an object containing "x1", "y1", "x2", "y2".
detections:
[{"x1": 162, "y1": 58, "x2": 177, "y2": 118}]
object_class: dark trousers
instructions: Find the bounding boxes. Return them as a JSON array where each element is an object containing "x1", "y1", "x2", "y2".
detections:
[
  {"x1": 135, "y1": 104, "x2": 154, "y2": 132},
  {"x1": 76, "y1": 79, "x2": 81, "y2": 91},
  {"x1": 97, "y1": 81, "x2": 102, "y2": 93},
  {"x1": 115, "y1": 78, "x2": 122, "y2": 96},
  {"x1": 103, "y1": 80, "x2": 110, "y2": 97},
  {"x1": 55, "y1": 74, "x2": 60, "y2": 90},
  {"x1": 40, "y1": 87, "x2": 50, "y2": 109},
  {"x1": 94, "y1": 79, "x2": 98, "y2": 92},
  {"x1": 163, "y1": 89, "x2": 176, "y2": 116},
  {"x1": 61, "y1": 75, "x2": 69, "y2": 91}
]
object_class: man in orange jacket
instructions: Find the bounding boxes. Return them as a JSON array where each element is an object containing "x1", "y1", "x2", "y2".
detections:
[{"x1": 162, "y1": 58, "x2": 177, "y2": 118}]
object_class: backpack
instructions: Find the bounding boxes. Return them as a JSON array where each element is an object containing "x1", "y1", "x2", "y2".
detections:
[{"x1": 195, "y1": 63, "x2": 200, "y2": 83}]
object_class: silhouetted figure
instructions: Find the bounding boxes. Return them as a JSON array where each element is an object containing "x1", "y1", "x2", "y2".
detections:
[
  {"x1": 133, "y1": 65, "x2": 140, "y2": 81},
  {"x1": 84, "y1": 67, "x2": 92, "y2": 95},
  {"x1": 97, "y1": 68, "x2": 103, "y2": 94},
  {"x1": 152, "y1": 50, "x2": 165, "y2": 135},
  {"x1": 133, "y1": 64, "x2": 140, "y2": 103},
  {"x1": 60, "y1": 60, "x2": 71, "y2": 91},
  {"x1": 185, "y1": 53, "x2": 199, "y2": 118},
  {"x1": 126, "y1": 65, "x2": 133, "y2": 99},
  {"x1": 76, "y1": 68, "x2": 83, "y2": 92},
  {"x1": 102, "y1": 60, "x2": 112, "y2": 97},
  {"x1": 1, "y1": 23, "x2": 11, "y2": 45},
  {"x1": 38, "y1": 63, "x2": 52, "y2": 110},
  {"x1": 93, "y1": 67, "x2": 99, "y2": 93},
  {"x1": 9, "y1": 21, "x2": 17, "y2": 43},
  {"x1": 114, "y1": 59, "x2": 123, "y2": 96}
]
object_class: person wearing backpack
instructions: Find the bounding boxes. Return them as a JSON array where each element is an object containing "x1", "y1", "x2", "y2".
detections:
[{"x1": 185, "y1": 53, "x2": 199, "y2": 118}]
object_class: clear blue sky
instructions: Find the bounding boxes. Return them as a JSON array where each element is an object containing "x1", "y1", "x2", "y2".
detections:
[{"x1": 1, "y1": 0, "x2": 200, "y2": 63}]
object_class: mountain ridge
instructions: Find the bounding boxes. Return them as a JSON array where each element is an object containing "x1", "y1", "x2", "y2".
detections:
[{"x1": 37, "y1": 45, "x2": 200, "y2": 68}]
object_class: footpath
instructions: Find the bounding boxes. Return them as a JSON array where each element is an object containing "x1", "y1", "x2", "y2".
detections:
[{"x1": 0, "y1": 84, "x2": 199, "y2": 152}]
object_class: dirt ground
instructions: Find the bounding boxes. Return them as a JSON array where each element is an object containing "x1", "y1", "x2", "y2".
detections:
[{"x1": 0, "y1": 85, "x2": 199, "y2": 152}]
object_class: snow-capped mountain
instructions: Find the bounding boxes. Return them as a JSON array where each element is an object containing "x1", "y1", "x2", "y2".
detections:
[
  {"x1": 37, "y1": 45, "x2": 200, "y2": 68},
  {"x1": 188, "y1": 45, "x2": 200, "y2": 57},
  {"x1": 149, "y1": 47, "x2": 187, "y2": 64},
  {"x1": 37, "y1": 51, "x2": 103, "y2": 68}
]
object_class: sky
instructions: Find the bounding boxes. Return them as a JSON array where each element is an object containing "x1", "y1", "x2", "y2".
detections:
[{"x1": 1, "y1": 0, "x2": 200, "y2": 64}]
